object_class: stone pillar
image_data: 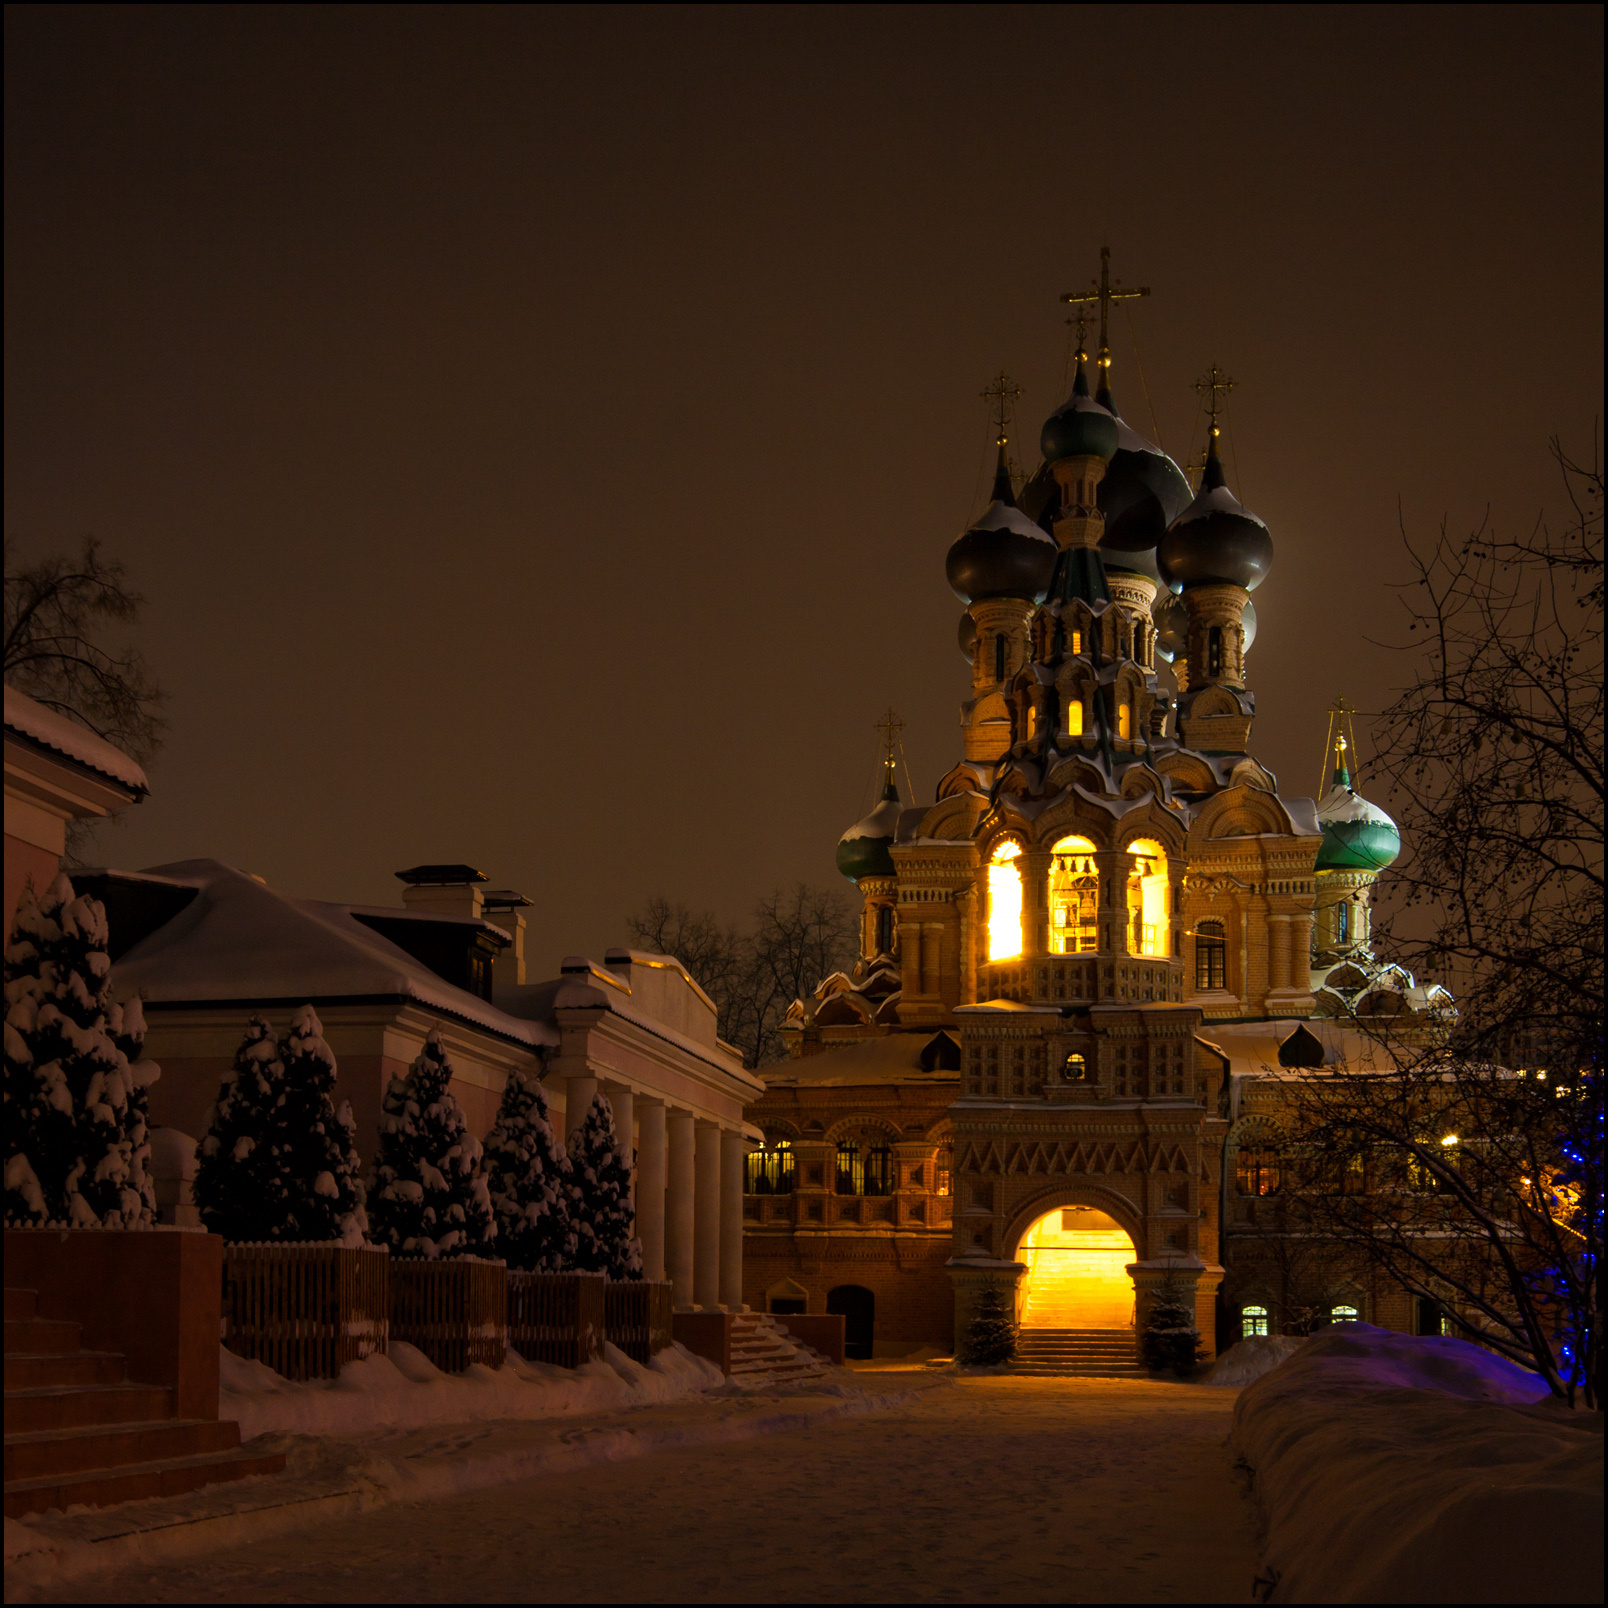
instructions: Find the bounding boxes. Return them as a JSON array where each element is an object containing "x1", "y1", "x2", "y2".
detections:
[
  {"x1": 1021, "y1": 849, "x2": 1052, "y2": 959},
  {"x1": 1290, "y1": 913, "x2": 1314, "y2": 994},
  {"x1": 603, "y1": 1082, "x2": 635, "y2": 1205},
  {"x1": 1095, "y1": 850, "x2": 1130, "y2": 956},
  {"x1": 636, "y1": 1099, "x2": 667, "y2": 1284},
  {"x1": 956, "y1": 887, "x2": 977, "y2": 1005},
  {"x1": 1268, "y1": 913, "x2": 1291, "y2": 992},
  {"x1": 921, "y1": 921, "x2": 943, "y2": 997},
  {"x1": 666, "y1": 1108, "x2": 696, "y2": 1307},
  {"x1": 719, "y1": 1128, "x2": 745, "y2": 1310},
  {"x1": 694, "y1": 1120, "x2": 722, "y2": 1309},
  {"x1": 565, "y1": 1071, "x2": 599, "y2": 1141},
  {"x1": 946, "y1": 1255, "x2": 1028, "y2": 1360}
]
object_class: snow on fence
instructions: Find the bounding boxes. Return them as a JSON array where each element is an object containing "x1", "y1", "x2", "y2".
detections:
[
  {"x1": 506, "y1": 1269, "x2": 605, "y2": 1368},
  {"x1": 222, "y1": 1241, "x2": 391, "y2": 1381},
  {"x1": 605, "y1": 1279, "x2": 674, "y2": 1364},
  {"x1": 391, "y1": 1256, "x2": 508, "y2": 1372}
]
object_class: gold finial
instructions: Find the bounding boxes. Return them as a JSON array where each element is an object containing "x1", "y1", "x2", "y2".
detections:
[
  {"x1": 980, "y1": 371, "x2": 1023, "y2": 448},
  {"x1": 1061, "y1": 246, "x2": 1150, "y2": 379},
  {"x1": 1322, "y1": 695, "x2": 1359, "y2": 792},
  {"x1": 1194, "y1": 362, "x2": 1235, "y2": 444}
]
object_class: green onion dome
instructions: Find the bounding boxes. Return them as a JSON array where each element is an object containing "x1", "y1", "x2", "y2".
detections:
[
  {"x1": 946, "y1": 443, "x2": 1058, "y2": 604},
  {"x1": 1156, "y1": 434, "x2": 1274, "y2": 593},
  {"x1": 1040, "y1": 353, "x2": 1119, "y2": 467},
  {"x1": 1315, "y1": 772, "x2": 1400, "y2": 873},
  {"x1": 836, "y1": 776, "x2": 902, "y2": 883}
]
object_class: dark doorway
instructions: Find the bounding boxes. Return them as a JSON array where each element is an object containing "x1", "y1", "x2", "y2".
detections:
[
  {"x1": 828, "y1": 1284, "x2": 875, "y2": 1359},
  {"x1": 769, "y1": 1298, "x2": 806, "y2": 1315}
]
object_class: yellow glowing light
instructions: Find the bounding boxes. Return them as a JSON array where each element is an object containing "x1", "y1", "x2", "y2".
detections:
[
  {"x1": 1068, "y1": 699, "x2": 1083, "y2": 737},
  {"x1": 988, "y1": 841, "x2": 1023, "y2": 962},
  {"x1": 1128, "y1": 837, "x2": 1169, "y2": 956},
  {"x1": 1441, "y1": 1134, "x2": 1460, "y2": 1147},
  {"x1": 1117, "y1": 702, "x2": 1132, "y2": 739}
]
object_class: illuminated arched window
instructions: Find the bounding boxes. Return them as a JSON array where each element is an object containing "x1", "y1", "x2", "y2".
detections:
[
  {"x1": 1336, "y1": 902, "x2": 1350, "y2": 943},
  {"x1": 1196, "y1": 919, "x2": 1227, "y2": 990},
  {"x1": 1241, "y1": 1304, "x2": 1270, "y2": 1338},
  {"x1": 934, "y1": 1143, "x2": 952, "y2": 1197},
  {"x1": 1330, "y1": 1304, "x2": 1360, "y2": 1324},
  {"x1": 1063, "y1": 1052, "x2": 1087, "y2": 1082},
  {"x1": 836, "y1": 1136, "x2": 893, "y2": 1197},
  {"x1": 1067, "y1": 697, "x2": 1083, "y2": 737},
  {"x1": 1127, "y1": 839, "x2": 1168, "y2": 958},
  {"x1": 987, "y1": 841, "x2": 1023, "y2": 961},
  {"x1": 745, "y1": 1136, "x2": 795, "y2": 1196},
  {"x1": 1070, "y1": 628, "x2": 1083, "y2": 654},
  {"x1": 1025, "y1": 701, "x2": 1037, "y2": 738},
  {"x1": 1048, "y1": 835, "x2": 1097, "y2": 955},
  {"x1": 1236, "y1": 1145, "x2": 1281, "y2": 1196},
  {"x1": 1117, "y1": 700, "x2": 1132, "y2": 740}
]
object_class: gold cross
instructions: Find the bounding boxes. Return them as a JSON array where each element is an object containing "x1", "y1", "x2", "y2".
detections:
[
  {"x1": 876, "y1": 706, "x2": 905, "y2": 766},
  {"x1": 1061, "y1": 246, "x2": 1150, "y2": 376},
  {"x1": 980, "y1": 371, "x2": 1023, "y2": 446},
  {"x1": 1195, "y1": 363, "x2": 1235, "y2": 441}
]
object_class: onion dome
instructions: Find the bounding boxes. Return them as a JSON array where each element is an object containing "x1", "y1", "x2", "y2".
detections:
[
  {"x1": 1096, "y1": 389, "x2": 1193, "y2": 553},
  {"x1": 1152, "y1": 591, "x2": 1189, "y2": 663},
  {"x1": 945, "y1": 440, "x2": 1058, "y2": 604},
  {"x1": 1040, "y1": 351, "x2": 1119, "y2": 467},
  {"x1": 836, "y1": 772, "x2": 902, "y2": 883},
  {"x1": 1156, "y1": 431, "x2": 1274, "y2": 592},
  {"x1": 1241, "y1": 596, "x2": 1258, "y2": 651},
  {"x1": 1315, "y1": 749, "x2": 1400, "y2": 873}
]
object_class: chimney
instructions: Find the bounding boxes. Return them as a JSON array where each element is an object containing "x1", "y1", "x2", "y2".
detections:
[
  {"x1": 481, "y1": 890, "x2": 531, "y2": 987},
  {"x1": 395, "y1": 863, "x2": 488, "y2": 921}
]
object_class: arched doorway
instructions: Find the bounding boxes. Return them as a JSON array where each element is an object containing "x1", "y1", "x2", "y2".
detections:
[
  {"x1": 827, "y1": 1285, "x2": 876, "y2": 1359},
  {"x1": 1016, "y1": 1206, "x2": 1136, "y2": 1329}
]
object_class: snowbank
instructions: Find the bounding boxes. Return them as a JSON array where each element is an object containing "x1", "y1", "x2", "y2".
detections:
[
  {"x1": 1201, "y1": 1334, "x2": 1302, "y2": 1387},
  {"x1": 1233, "y1": 1323, "x2": 1603, "y2": 1603},
  {"x1": 220, "y1": 1341, "x2": 722, "y2": 1440}
]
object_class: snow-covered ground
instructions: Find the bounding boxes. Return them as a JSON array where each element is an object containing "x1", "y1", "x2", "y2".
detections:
[
  {"x1": 220, "y1": 1339, "x2": 722, "y2": 1439},
  {"x1": 1232, "y1": 1323, "x2": 1603, "y2": 1604}
]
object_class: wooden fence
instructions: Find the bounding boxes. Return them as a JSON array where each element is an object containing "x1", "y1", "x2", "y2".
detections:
[
  {"x1": 507, "y1": 1270, "x2": 605, "y2": 1368},
  {"x1": 391, "y1": 1257, "x2": 508, "y2": 1371},
  {"x1": 605, "y1": 1280, "x2": 675, "y2": 1364},
  {"x1": 221, "y1": 1243, "x2": 390, "y2": 1382}
]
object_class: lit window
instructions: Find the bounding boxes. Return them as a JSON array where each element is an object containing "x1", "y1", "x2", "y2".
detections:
[
  {"x1": 1026, "y1": 702, "x2": 1037, "y2": 737},
  {"x1": 1330, "y1": 1305, "x2": 1360, "y2": 1323},
  {"x1": 746, "y1": 1138, "x2": 795, "y2": 1196},
  {"x1": 1128, "y1": 839, "x2": 1167, "y2": 956},
  {"x1": 1117, "y1": 701, "x2": 1132, "y2": 739},
  {"x1": 1242, "y1": 1305, "x2": 1270, "y2": 1338},
  {"x1": 1336, "y1": 902, "x2": 1349, "y2": 943},
  {"x1": 1196, "y1": 920, "x2": 1227, "y2": 990},
  {"x1": 1064, "y1": 1052, "x2": 1086, "y2": 1081},
  {"x1": 934, "y1": 1144, "x2": 952, "y2": 1197},
  {"x1": 988, "y1": 842, "x2": 1023, "y2": 961},
  {"x1": 1068, "y1": 698, "x2": 1083, "y2": 737},
  {"x1": 1236, "y1": 1146, "x2": 1281, "y2": 1196},
  {"x1": 1071, "y1": 629, "x2": 1083, "y2": 654},
  {"x1": 1048, "y1": 835, "x2": 1098, "y2": 955}
]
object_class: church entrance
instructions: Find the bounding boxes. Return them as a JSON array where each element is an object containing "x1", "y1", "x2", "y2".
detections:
[
  {"x1": 828, "y1": 1285, "x2": 876, "y2": 1359},
  {"x1": 1016, "y1": 1207, "x2": 1135, "y2": 1329}
]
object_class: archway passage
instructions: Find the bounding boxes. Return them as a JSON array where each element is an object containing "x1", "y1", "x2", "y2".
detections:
[
  {"x1": 828, "y1": 1284, "x2": 876, "y2": 1359},
  {"x1": 1017, "y1": 1207, "x2": 1135, "y2": 1329}
]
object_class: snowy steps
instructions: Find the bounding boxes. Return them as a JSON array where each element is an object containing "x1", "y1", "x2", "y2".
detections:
[
  {"x1": 4, "y1": 1286, "x2": 284, "y2": 1520},
  {"x1": 1010, "y1": 1328, "x2": 1145, "y2": 1378},
  {"x1": 727, "y1": 1312, "x2": 828, "y2": 1385}
]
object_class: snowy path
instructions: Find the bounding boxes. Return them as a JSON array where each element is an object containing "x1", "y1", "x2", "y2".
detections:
[{"x1": 44, "y1": 1378, "x2": 1257, "y2": 1604}]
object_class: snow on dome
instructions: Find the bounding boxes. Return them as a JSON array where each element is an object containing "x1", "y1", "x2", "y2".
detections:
[
  {"x1": 836, "y1": 782, "x2": 901, "y2": 883},
  {"x1": 1156, "y1": 472, "x2": 1274, "y2": 593},
  {"x1": 4, "y1": 684, "x2": 149, "y2": 792},
  {"x1": 1098, "y1": 416, "x2": 1193, "y2": 554},
  {"x1": 945, "y1": 498, "x2": 1058, "y2": 605},
  {"x1": 1315, "y1": 781, "x2": 1400, "y2": 874}
]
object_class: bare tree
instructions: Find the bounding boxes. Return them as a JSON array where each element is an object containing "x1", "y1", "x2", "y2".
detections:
[
  {"x1": 4, "y1": 536, "x2": 167, "y2": 765},
  {"x1": 1281, "y1": 437, "x2": 1603, "y2": 1404},
  {"x1": 627, "y1": 883, "x2": 857, "y2": 1070}
]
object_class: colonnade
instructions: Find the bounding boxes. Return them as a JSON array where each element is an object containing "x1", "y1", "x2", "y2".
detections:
[{"x1": 565, "y1": 1078, "x2": 745, "y2": 1310}]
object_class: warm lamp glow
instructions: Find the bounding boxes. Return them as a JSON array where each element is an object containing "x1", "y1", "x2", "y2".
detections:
[
  {"x1": 1127, "y1": 838, "x2": 1168, "y2": 957},
  {"x1": 1441, "y1": 1133, "x2": 1460, "y2": 1147},
  {"x1": 1117, "y1": 702, "x2": 1131, "y2": 739},
  {"x1": 1068, "y1": 698, "x2": 1083, "y2": 737},
  {"x1": 988, "y1": 841, "x2": 1022, "y2": 961},
  {"x1": 1049, "y1": 835, "x2": 1098, "y2": 954}
]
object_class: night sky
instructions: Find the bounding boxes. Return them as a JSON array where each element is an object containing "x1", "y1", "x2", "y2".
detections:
[{"x1": 5, "y1": 5, "x2": 1602, "y2": 982}]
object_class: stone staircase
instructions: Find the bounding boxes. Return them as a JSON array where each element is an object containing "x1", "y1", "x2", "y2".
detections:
[
  {"x1": 1009, "y1": 1328, "x2": 1145, "y2": 1378},
  {"x1": 727, "y1": 1311, "x2": 829, "y2": 1387},
  {"x1": 4, "y1": 1286, "x2": 284, "y2": 1519}
]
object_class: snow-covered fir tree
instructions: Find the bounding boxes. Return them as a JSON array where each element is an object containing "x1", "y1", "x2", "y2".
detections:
[
  {"x1": 482, "y1": 1065, "x2": 575, "y2": 1272},
  {"x1": 192, "y1": 1017, "x2": 286, "y2": 1240},
  {"x1": 1140, "y1": 1272, "x2": 1204, "y2": 1376},
  {"x1": 368, "y1": 1028, "x2": 495, "y2": 1259},
  {"x1": 3, "y1": 874, "x2": 155, "y2": 1227},
  {"x1": 109, "y1": 996, "x2": 158, "y2": 1229},
  {"x1": 961, "y1": 1279, "x2": 1018, "y2": 1366},
  {"x1": 565, "y1": 1089, "x2": 642, "y2": 1279}
]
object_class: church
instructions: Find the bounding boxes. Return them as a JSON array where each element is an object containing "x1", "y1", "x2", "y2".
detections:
[{"x1": 741, "y1": 260, "x2": 1440, "y2": 1362}]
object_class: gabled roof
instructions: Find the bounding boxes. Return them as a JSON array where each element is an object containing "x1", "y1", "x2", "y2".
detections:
[
  {"x1": 109, "y1": 859, "x2": 553, "y2": 1048},
  {"x1": 4, "y1": 684, "x2": 148, "y2": 793}
]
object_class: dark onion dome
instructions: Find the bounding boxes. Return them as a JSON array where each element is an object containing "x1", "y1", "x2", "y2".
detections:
[
  {"x1": 1096, "y1": 395, "x2": 1193, "y2": 553},
  {"x1": 1315, "y1": 751, "x2": 1400, "y2": 873},
  {"x1": 1152, "y1": 591, "x2": 1189, "y2": 663},
  {"x1": 945, "y1": 441, "x2": 1058, "y2": 604},
  {"x1": 1039, "y1": 352, "x2": 1119, "y2": 467},
  {"x1": 1103, "y1": 544, "x2": 1161, "y2": 584},
  {"x1": 958, "y1": 612, "x2": 977, "y2": 662},
  {"x1": 1156, "y1": 433, "x2": 1274, "y2": 592},
  {"x1": 836, "y1": 775, "x2": 902, "y2": 883},
  {"x1": 1241, "y1": 596, "x2": 1258, "y2": 650}
]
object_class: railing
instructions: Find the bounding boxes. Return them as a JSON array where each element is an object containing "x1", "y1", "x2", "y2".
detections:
[
  {"x1": 221, "y1": 1242, "x2": 390, "y2": 1382},
  {"x1": 391, "y1": 1257, "x2": 508, "y2": 1372},
  {"x1": 604, "y1": 1280, "x2": 674, "y2": 1364},
  {"x1": 506, "y1": 1269, "x2": 605, "y2": 1369}
]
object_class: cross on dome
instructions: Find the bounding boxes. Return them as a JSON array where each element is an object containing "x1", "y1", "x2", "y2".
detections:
[{"x1": 1060, "y1": 246, "x2": 1150, "y2": 382}]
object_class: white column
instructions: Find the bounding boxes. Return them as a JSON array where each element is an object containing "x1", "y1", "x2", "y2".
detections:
[
  {"x1": 719, "y1": 1128, "x2": 745, "y2": 1311},
  {"x1": 565, "y1": 1071, "x2": 599, "y2": 1141},
  {"x1": 603, "y1": 1081, "x2": 635, "y2": 1206},
  {"x1": 666, "y1": 1108, "x2": 696, "y2": 1307},
  {"x1": 694, "y1": 1120, "x2": 722, "y2": 1309},
  {"x1": 635, "y1": 1099, "x2": 666, "y2": 1284}
]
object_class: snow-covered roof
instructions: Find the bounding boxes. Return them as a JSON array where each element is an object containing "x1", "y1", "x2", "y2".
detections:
[
  {"x1": 762, "y1": 1031, "x2": 957, "y2": 1088},
  {"x1": 4, "y1": 684, "x2": 148, "y2": 793},
  {"x1": 110, "y1": 859, "x2": 554, "y2": 1049}
]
